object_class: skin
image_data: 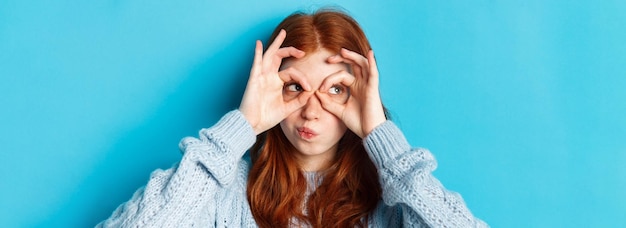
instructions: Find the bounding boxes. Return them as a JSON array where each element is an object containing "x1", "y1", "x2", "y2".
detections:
[
  {"x1": 239, "y1": 29, "x2": 386, "y2": 171},
  {"x1": 279, "y1": 49, "x2": 349, "y2": 171}
]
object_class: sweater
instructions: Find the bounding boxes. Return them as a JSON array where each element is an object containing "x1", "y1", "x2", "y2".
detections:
[{"x1": 97, "y1": 110, "x2": 489, "y2": 227}]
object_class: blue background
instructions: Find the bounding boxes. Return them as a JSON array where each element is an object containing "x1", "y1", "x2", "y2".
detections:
[{"x1": 1, "y1": 0, "x2": 625, "y2": 227}]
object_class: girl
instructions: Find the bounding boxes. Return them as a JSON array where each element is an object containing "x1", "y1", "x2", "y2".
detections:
[{"x1": 98, "y1": 9, "x2": 488, "y2": 228}]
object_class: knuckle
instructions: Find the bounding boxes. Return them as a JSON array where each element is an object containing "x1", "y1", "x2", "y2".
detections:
[{"x1": 337, "y1": 70, "x2": 351, "y2": 76}]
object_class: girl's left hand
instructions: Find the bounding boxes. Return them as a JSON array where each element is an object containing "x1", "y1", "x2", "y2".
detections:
[{"x1": 316, "y1": 48, "x2": 386, "y2": 138}]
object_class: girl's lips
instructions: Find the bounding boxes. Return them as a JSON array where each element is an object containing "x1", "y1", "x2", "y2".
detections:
[{"x1": 297, "y1": 127, "x2": 318, "y2": 140}]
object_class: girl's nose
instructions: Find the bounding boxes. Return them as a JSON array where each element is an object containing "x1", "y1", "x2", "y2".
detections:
[{"x1": 301, "y1": 95, "x2": 322, "y2": 120}]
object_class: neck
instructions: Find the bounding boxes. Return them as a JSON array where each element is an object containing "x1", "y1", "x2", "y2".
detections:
[{"x1": 294, "y1": 150, "x2": 336, "y2": 172}]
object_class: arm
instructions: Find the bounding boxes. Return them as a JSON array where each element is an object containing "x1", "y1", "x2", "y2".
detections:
[
  {"x1": 97, "y1": 110, "x2": 256, "y2": 227},
  {"x1": 364, "y1": 121, "x2": 488, "y2": 228},
  {"x1": 99, "y1": 30, "x2": 310, "y2": 227},
  {"x1": 317, "y1": 48, "x2": 487, "y2": 227}
]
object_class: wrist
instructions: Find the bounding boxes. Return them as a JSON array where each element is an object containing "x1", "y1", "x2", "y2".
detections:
[
  {"x1": 364, "y1": 117, "x2": 386, "y2": 137},
  {"x1": 239, "y1": 108, "x2": 260, "y2": 135}
]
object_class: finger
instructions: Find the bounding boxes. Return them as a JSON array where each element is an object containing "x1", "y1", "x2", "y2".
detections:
[
  {"x1": 270, "y1": 47, "x2": 305, "y2": 71},
  {"x1": 278, "y1": 67, "x2": 312, "y2": 91},
  {"x1": 262, "y1": 30, "x2": 287, "y2": 70},
  {"x1": 319, "y1": 70, "x2": 355, "y2": 92},
  {"x1": 326, "y1": 54, "x2": 362, "y2": 80},
  {"x1": 328, "y1": 53, "x2": 360, "y2": 68},
  {"x1": 340, "y1": 48, "x2": 369, "y2": 80},
  {"x1": 340, "y1": 48, "x2": 369, "y2": 67},
  {"x1": 266, "y1": 29, "x2": 286, "y2": 55},
  {"x1": 275, "y1": 47, "x2": 305, "y2": 59},
  {"x1": 367, "y1": 50, "x2": 380, "y2": 86},
  {"x1": 285, "y1": 91, "x2": 314, "y2": 114},
  {"x1": 328, "y1": 54, "x2": 360, "y2": 66},
  {"x1": 316, "y1": 91, "x2": 345, "y2": 118},
  {"x1": 250, "y1": 40, "x2": 263, "y2": 77},
  {"x1": 327, "y1": 54, "x2": 344, "y2": 64}
]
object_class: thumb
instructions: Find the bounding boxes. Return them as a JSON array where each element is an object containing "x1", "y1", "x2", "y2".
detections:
[
  {"x1": 316, "y1": 91, "x2": 345, "y2": 119},
  {"x1": 284, "y1": 91, "x2": 313, "y2": 114}
]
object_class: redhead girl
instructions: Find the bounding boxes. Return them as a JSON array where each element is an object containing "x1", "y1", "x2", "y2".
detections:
[{"x1": 98, "y1": 9, "x2": 488, "y2": 228}]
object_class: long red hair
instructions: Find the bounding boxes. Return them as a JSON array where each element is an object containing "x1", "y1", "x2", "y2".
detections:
[{"x1": 246, "y1": 9, "x2": 385, "y2": 228}]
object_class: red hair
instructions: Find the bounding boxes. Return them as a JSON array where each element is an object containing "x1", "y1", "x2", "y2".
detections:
[{"x1": 247, "y1": 9, "x2": 384, "y2": 228}]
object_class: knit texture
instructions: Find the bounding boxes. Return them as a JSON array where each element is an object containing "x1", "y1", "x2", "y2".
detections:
[{"x1": 97, "y1": 110, "x2": 488, "y2": 227}]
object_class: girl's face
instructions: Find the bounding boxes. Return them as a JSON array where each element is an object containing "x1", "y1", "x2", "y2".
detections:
[{"x1": 279, "y1": 49, "x2": 350, "y2": 171}]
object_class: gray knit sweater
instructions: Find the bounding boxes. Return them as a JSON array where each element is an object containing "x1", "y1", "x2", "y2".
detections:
[{"x1": 97, "y1": 110, "x2": 488, "y2": 227}]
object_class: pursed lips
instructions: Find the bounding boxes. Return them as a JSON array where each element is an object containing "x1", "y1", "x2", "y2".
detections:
[{"x1": 297, "y1": 127, "x2": 318, "y2": 140}]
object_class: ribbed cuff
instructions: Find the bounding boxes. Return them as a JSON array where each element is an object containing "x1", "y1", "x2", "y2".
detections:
[
  {"x1": 363, "y1": 121, "x2": 411, "y2": 169},
  {"x1": 207, "y1": 110, "x2": 256, "y2": 155}
]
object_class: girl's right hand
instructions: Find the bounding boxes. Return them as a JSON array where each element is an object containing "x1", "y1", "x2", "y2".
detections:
[
  {"x1": 316, "y1": 48, "x2": 386, "y2": 138},
  {"x1": 239, "y1": 30, "x2": 313, "y2": 135}
]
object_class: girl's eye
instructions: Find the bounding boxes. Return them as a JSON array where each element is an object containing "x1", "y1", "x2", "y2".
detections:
[
  {"x1": 283, "y1": 83, "x2": 303, "y2": 101},
  {"x1": 285, "y1": 83, "x2": 303, "y2": 92},
  {"x1": 328, "y1": 84, "x2": 350, "y2": 103},
  {"x1": 328, "y1": 85, "x2": 344, "y2": 95}
]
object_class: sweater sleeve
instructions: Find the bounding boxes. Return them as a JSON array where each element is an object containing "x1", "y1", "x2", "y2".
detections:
[
  {"x1": 96, "y1": 110, "x2": 256, "y2": 227},
  {"x1": 364, "y1": 121, "x2": 489, "y2": 228}
]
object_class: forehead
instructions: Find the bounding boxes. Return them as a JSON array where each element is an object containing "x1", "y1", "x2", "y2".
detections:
[{"x1": 282, "y1": 49, "x2": 348, "y2": 85}]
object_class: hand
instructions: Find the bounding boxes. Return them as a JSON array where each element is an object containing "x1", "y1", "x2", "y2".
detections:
[
  {"x1": 239, "y1": 30, "x2": 313, "y2": 135},
  {"x1": 316, "y1": 48, "x2": 386, "y2": 138}
]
